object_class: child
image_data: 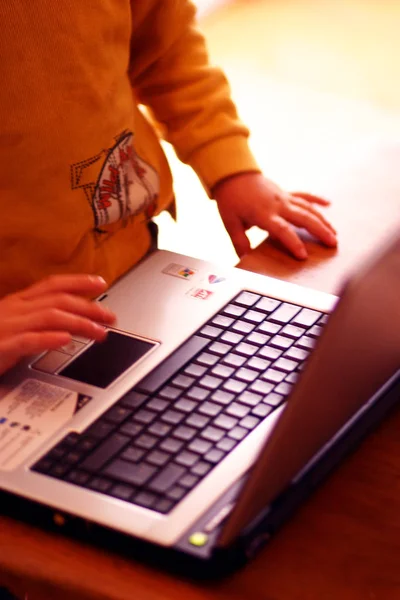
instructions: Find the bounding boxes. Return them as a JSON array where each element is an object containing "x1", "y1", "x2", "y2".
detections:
[{"x1": 0, "y1": 0, "x2": 336, "y2": 373}]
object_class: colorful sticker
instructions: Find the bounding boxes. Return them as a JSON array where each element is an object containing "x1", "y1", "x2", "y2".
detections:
[
  {"x1": 0, "y1": 380, "x2": 91, "y2": 471},
  {"x1": 162, "y1": 263, "x2": 197, "y2": 280},
  {"x1": 208, "y1": 275, "x2": 226, "y2": 285},
  {"x1": 187, "y1": 288, "x2": 214, "y2": 300}
]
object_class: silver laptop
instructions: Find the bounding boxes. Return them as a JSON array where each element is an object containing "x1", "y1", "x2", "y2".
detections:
[{"x1": 0, "y1": 233, "x2": 399, "y2": 575}]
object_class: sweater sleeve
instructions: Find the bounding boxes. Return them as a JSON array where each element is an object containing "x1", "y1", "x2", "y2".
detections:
[{"x1": 129, "y1": 0, "x2": 260, "y2": 194}]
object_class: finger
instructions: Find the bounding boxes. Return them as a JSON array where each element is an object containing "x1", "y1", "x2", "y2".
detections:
[
  {"x1": 0, "y1": 331, "x2": 71, "y2": 375},
  {"x1": 21, "y1": 293, "x2": 116, "y2": 325},
  {"x1": 219, "y1": 210, "x2": 251, "y2": 258},
  {"x1": 19, "y1": 274, "x2": 108, "y2": 301},
  {"x1": 267, "y1": 215, "x2": 308, "y2": 260},
  {"x1": 286, "y1": 205, "x2": 338, "y2": 248},
  {"x1": 289, "y1": 196, "x2": 337, "y2": 234},
  {"x1": 1, "y1": 309, "x2": 108, "y2": 341},
  {"x1": 291, "y1": 192, "x2": 330, "y2": 206}
]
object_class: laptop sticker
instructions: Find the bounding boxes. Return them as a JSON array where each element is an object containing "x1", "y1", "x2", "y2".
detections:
[
  {"x1": 208, "y1": 275, "x2": 226, "y2": 285},
  {"x1": 162, "y1": 263, "x2": 197, "y2": 280},
  {"x1": 0, "y1": 379, "x2": 92, "y2": 471},
  {"x1": 186, "y1": 288, "x2": 214, "y2": 300}
]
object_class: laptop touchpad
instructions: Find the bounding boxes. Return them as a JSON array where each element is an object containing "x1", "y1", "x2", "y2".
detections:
[{"x1": 59, "y1": 331, "x2": 156, "y2": 388}]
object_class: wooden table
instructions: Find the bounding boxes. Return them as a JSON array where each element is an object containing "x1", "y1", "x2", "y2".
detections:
[{"x1": 1, "y1": 145, "x2": 400, "y2": 600}]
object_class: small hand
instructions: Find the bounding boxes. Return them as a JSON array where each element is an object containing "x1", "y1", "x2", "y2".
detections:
[
  {"x1": 213, "y1": 172, "x2": 337, "y2": 259},
  {"x1": 0, "y1": 274, "x2": 116, "y2": 375}
]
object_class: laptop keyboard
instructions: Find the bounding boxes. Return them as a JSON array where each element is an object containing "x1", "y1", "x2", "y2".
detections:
[{"x1": 32, "y1": 292, "x2": 328, "y2": 514}]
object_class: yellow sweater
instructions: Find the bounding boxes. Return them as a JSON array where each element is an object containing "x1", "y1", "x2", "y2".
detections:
[{"x1": 0, "y1": 0, "x2": 258, "y2": 296}]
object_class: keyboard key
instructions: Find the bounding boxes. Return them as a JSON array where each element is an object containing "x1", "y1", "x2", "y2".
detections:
[
  {"x1": 174, "y1": 398, "x2": 197, "y2": 413},
  {"x1": 200, "y1": 426, "x2": 225, "y2": 443},
  {"x1": 237, "y1": 390, "x2": 263, "y2": 407},
  {"x1": 257, "y1": 321, "x2": 281, "y2": 335},
  {"x1": 273, "y1": 357, "x2": 298, "y2": 372},
  {"x1": 66, "y1": 469, "x2": 91, "y2": 486},
  {"x1": 255, "y1": 297, "x2": 281, "y2": 313},
  {"x1": 222, "y1": 303, "x2": 246, "y2": 318},
  {"x1": 232, "y1": 320, "x2": 255, "y2": 335},
  {"x1": 250, "y1": 380, "x2": 274, "y2": 395},
  {"x1": 212, "y1": 315, "x2": 234, "y2": 328},
  {"x1": 204, "y1": 449, "x2": 225, "y2": 464},
  {"x1": 137, "y1": 335, "x2": 209, "y2": 394},
  {"x1": 223, "y1": 378, "x2": 247, "y2": 394},
  {"x1": 211, "y1": 364, "x2": 235, "y2": 379},
  {"x1": 318, "y1": 314, "x2": 330, "y2": 325},
  {"x1": 146, "y1": 450, "x2": 170, "y2": 467},
  {"x1": 147, "y1": 421, "x2": 172, "y2": 437},
  {"x1": 171, "y1": 375, "x2": 195, "y2": 390},
  {"x1": 246, "y1": 356, "x2": 271, "y2": 372},
  {"x1": 158, "y1": 386, "x2": 181, "y2": 400},
  {"x1": 270, "y1": 335, "x2": 293, "y2": 350},
  {"x1": 228, "y1": 426, "x2": 247, "y2": 441},
  {"x1": 258, "y1": 346, "x2": 283, "y2": 361},
  {"x1": 217, "y1": 437, "x2": 237, "y2": 452},
  {"x1": 196, "y1": 352, "x2": 219, "y2": 367},
  {"x1": 185, "y1": 414, "x2": 210, "y2": 429},
  {"x1": 173, "y1": 425, "x2": 197, "y2": 441},
  {"x1": 87, "y1": 476, "x2": 112, "y2": 493},
  {"x1": 285, "y1": 346, "x2": 309, "y2": 362},
  {"x1": 264, "y1": 392, "x2": 285, "y2": 407},
  {"x1": 154, "y1": 498, "x2": 175, "y2": 514},
  {"x1": 136, "y1": 434, "x2": 158, "y2": 450},
  {"x1": 119, "y1": 421, "x2": 144, "y2": 437},
  {"x1": 220, "y1": 331, "x2": 244, "y2": 345},
  {"x1": 134, "y1": 490, "x2": 158, "y2": 508},
  {"x1": 175, "y1": 451, "x2": 199, "y2": 467},
  {"x1": 252, "y1": 404, "x2": 273, "y2": 418},
  {"x1": 121, "y1": 446, "x2": 146, "y2": 463},
  {"x1": 48, "y1": 446, "x2": 67, "y2": 461},
  {"x1": 235, "y1": 292, "x2": 261, "y2": 307},
  {"x1": 235, "y1": 367, "x2": 258, "y2": 382},
  {"x1": 286, "y1": 372, "x2": 299, "y2": 384},
  {"x1": 86, "y1": 421, "x2": 115, "y2": 439},
  {"x1": 160, "y1": 438, "x2": 184, "y2": 454},
  {"x1": 275, "y1": 382, "x2": 294, "y2": 396},
  {"x1": 269, "y1": 303, "x2": 301, "y2": 324},
  {"x1": 200, "y1": 325, "x2": 222, "y2": 339},
  {"x1": 186, "y1": 386, "x2": 209, "y2": 401},
  {"x1": 166, "y1": 486, "x2": 186, "y2": 501},
  {"x1": 63, "y1": 450, "x2": 84, "y2": 465},
  {"x1": 179, "y1": 473, "x2": 200, "y2": 489},
  {"x1": 188, "y1": 439, "x2": 213, "y2": 454},
  {"x1": 184, "y1": 363, "x2": 207, "y2": 378},
  {"x1": 246, "y1": 332, "x2": 270, "y2": 346},
  {"x1": 161, "y1": 410, "x2": 185, "y2": 425},
  {"x1": 240, "y1": 415, "x2": 260, "y2": 430},
  {"x1": 81, "y1": 433, "x2": 130, "y2": 472},
  {"x1": 280, "y1": 324, "x2": 306, "y2": 339},
  {"x1": 76, "y1": 437, "x2": 98, "y2": 453},
  {"x1": 226, "y1": 402, "x2": 250, "y2": 419},
  {"x1": 119, "y1": 391, "x2": 148, "y2": 410},
  {"x1": 111, "y1": 483, "x2": 135, "y2": 501},
  {"x1": 104, "y1": 460, "x2": 157, "y2": 487},
  {"x1": 235, "y1": 342, "x2": 258, "y2": 357},
  {"x1": 291, "y1": 308, "x2": 321, "y2": 327},
  {"x1": 103, "y1": 406, "x2": 132, "y2": 425},
  {"x1": 191, "y1": 461, "x2": 212, "y2": 476},
  {"x1": 308, "y1": 324, "x2": 323, "y2": 338},
  {"x1": 262, "y1": 368, "x2": 286, "y2": 383},
  {"x1": 296, "y1": 336, "x2": 316, "y2": 350},
  {"x1": 209, "y1": 341, "x2": 232, "y2": 356},
  {"x1": 211, "y1": 390, "x2": 235, "y2": 405},
  {"x1": 148, "y1": 464, "x2": 186, "y2": 493},
  {"x1": 199, "y1": 375, "x2": 223, "y2": 390},
  {"x1": 222, "y1": 352, "x2": 247, "y2": 368},
  {"x1": 198, "y1": 401, "x2": 222, "y2": 417},
  {"x1": 146, "y1": 398, "x2": 169, "y2": 412},
  {"x1": 135, "y1": 409, "x2": 157, "y2": 425},
  {"x1": 214, "y1": 414, "x2": 238, "y2": 430},
  {"x1": 243, "y1": 309, "x2": 265, "y2": 324}
]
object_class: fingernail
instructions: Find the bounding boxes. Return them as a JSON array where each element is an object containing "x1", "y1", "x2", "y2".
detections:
[
  {"x1": 90, "y1": 275, "x2": 107, "y2": 285},
  {"x1": 298, "y1": 248, "x2": 308, "y2": 260},
  {"x1": 328, "y1": 233, "x2": 338, "y2": 246}
]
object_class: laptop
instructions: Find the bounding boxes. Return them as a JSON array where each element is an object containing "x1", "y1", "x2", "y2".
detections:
[{"x1": 0, "y1": 232, "x2": 399, "y2": 576}]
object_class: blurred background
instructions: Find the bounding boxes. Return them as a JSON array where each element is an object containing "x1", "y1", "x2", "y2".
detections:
[{"x1": 155, "y1": 0, "x2": 400, "y2": 264}]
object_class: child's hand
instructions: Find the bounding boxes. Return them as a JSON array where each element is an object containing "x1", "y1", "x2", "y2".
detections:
[
  {"x1": 213, "y1": 173, "x2": 337, "y2": 260},
  {"x1": 0, "y1": 274, "x2": 116, "y2": 375}
]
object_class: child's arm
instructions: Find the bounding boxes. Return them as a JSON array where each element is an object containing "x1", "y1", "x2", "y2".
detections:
[
  {"x1": 130, "y1": 0, "x2": 336, "y2": 258},
  {"x1": 0, "y1": 275, "x2": 115, "y2": 375}
]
